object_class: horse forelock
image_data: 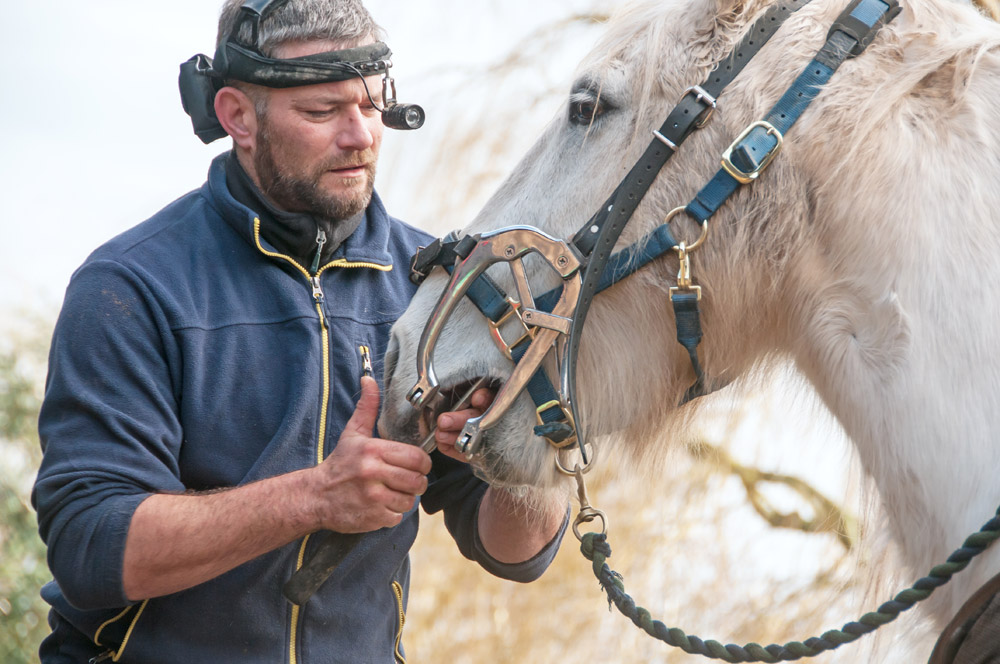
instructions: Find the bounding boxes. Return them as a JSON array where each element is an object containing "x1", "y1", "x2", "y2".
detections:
[{"x1": 578, "y1": 0, "x2": 800, "y2": 154}]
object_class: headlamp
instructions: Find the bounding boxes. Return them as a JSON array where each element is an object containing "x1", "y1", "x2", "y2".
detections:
[{"x1": 179, "y1": 0, "x2": 425, "y2": 144}]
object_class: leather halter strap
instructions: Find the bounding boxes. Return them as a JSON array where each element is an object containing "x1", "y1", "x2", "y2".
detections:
[{"x1": 929, "y1": 571, "x2": 1000, "y2": 664}]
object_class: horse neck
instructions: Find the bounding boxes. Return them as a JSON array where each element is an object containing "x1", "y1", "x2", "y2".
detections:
[
  {"x1": 655, "y1": 0, "x2": 1000, "y2": 618},
  {"x1": 771, "y1": 25, "x2": 1000, "y2": 615}
]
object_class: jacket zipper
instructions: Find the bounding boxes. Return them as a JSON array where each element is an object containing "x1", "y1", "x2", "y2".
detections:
[
  {"x1": 252, "y1": 218, "x2": 393, "y2": 663},
  {"x1": 309, "y1": 228, "x2": 327, "y2": 275},
  {"x1": 90, "y1": 599, "x2": 149, "y2": 663},
  {"x1": 359, "y1": 345, "x2": 374, "y2": 379},
  {"x1": 253, "y1": 220, "x2": 330, "y2": 664},
  {"x1": 391, "y1": 581, "x2": 407, "y2": 664}
]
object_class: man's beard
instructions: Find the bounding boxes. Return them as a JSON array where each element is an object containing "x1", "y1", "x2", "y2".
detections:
[{"x1": 254, "y1": 122, "x2": 377, "y2": 222}]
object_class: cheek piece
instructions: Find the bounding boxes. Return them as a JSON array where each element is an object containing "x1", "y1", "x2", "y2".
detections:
[{"x1": 179, "y1": 1, "x2": 425, "y2": 144}]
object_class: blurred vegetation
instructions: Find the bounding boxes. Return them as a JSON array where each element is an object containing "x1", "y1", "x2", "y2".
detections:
[
  {"x1": 692, "y1": 440, "x2": 859, "y2": 551},
  {"x1": 0, "y1": 316, "x2": 53, "y2": 664},
  {"x1": 978, "y1": 0, "x2": 1000, "y2": 19}
]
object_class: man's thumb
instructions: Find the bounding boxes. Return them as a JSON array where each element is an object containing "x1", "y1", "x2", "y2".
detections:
[{"x1": 346, "y1": 376, "x2": 381, "y2": 435}]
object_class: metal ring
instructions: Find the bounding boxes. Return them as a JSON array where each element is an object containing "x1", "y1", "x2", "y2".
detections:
[
  {"x1": 663, "y1": 206, "x2": 709, "y2": 252},
  {"x1": 572, "y1": 507, "x2": 608, "y2": 541},
  {"x1": 554, "y1": 443, "x2": 597, "y2": 476}
]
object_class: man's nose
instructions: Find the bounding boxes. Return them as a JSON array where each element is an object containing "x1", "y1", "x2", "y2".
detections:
[{"x1": 336, "y1": 108, "x2": 376, "y2": 152}]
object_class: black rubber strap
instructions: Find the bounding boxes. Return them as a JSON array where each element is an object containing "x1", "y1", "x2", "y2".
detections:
[
  {"x1": 283, "y1": 531, "x2": 365, "y2": 605},
  {"x1": 571, "y1": 0, "x2": 814, "y2": 258}
]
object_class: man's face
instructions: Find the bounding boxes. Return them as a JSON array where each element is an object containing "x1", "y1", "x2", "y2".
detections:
[{"x1": 251, "y1": 39, "x2": 385, "y2": 221}]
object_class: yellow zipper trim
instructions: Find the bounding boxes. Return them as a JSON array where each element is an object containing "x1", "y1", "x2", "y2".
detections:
[
  {"x1": 109, "y1": 599, "x2": 148, "y2": 662},
  {"x1": 289, "y1": 537, "x2": 309, "y2": 664},
  {"x1": 93, "y1": 605, "x2": 134, "y2": 646},
  {"x1": 327, "y1": 258, "x2": 393, "y2": 272},
  {"x1": 252, "y1": 218, "x2": 394, "y2": 276},
  {"x1": 392, "y1": 581, "x2": 407, "y2": 664},
  {"x1": 253, "y1": 219, "x2": 313, "y2": 280},
  {"x1": 313, "y1": 304, "x2": 331, "y2": 464}
]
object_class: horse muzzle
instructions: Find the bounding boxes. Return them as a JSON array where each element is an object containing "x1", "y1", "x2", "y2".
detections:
[{"x1": 404, "y1": 225, "x2": 584, "y2": 461}]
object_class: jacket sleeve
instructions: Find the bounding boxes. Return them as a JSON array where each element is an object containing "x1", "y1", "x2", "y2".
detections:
[
  {"x1": 421, "y1": 453, "x2": 568, "y2": 582},
  {"x1": 33, "y1": 260, "x2": 186, "y2": 610}
]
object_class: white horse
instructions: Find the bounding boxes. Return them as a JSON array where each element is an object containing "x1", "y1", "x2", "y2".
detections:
[{"x1": 379, "y1": 0, "x2": 1000, "y2": 638}]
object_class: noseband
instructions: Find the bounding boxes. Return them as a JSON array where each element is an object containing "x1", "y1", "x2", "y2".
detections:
[{"x1": 407, "y1": 0, "x2": 900, "y2": 473}]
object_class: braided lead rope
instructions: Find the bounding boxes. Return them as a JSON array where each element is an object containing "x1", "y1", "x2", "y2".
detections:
[{"x1": 579, "y1": 508, "x2": 1000, "y2": 662}]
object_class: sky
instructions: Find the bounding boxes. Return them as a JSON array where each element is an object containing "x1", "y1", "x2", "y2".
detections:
[{"x1": 0, "y1": 0, "x2": 601, "y2": 313}]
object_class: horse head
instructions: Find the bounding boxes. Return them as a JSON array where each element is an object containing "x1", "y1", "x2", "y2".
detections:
[
  {"x1": 379, "y1": 0, "x2": 834, "y2": 486},
  {"x1": 381, "y1": 2, "x2": 1000, "y2": 626}
]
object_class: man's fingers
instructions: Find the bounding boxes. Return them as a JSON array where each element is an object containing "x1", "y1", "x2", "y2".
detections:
[
  {"x1": 378, "y1": 441, "x2": 432, "y2": 476},
  {"x1": 470, "y1": 387, "x2": 495, "y2": 410},
  {"x1": 436, "y1": 387, "x2": 495, "y2": 432},
  {"x1": 378, "y1": 466, "x2": 429, "y2": 497},
  {"x1": 344, "y1": 376, "x2": 381, "y2": 436},
  {"x1": 437, "y1": 407, "x2": 481, "y2": 433}
]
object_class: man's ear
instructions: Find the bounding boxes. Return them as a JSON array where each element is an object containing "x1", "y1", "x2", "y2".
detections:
[{"x1": 214, "y1": 86, "x2": 259, "y2": 151}]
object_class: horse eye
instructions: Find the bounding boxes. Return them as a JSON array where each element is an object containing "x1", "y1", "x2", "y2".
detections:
[{"x1": 569, "y1": 99, "x2": 604, "y2": 126}]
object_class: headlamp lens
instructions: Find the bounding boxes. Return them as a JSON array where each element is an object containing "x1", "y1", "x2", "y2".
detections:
[{"x1": 382, "y1": 103, "x2": 426, "y2": 130}]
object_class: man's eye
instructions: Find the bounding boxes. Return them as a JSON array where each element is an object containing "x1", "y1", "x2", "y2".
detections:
[{"x1": 569, "y1": 99, "x2": 604, "y2": 126}]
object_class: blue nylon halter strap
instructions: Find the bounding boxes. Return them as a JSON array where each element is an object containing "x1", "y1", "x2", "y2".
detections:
[
  {"x1": 409, "y1": 0, "x2": 898, "y2": 446},
  {"x1": 688, "y1": 0, "x2": 900, "y2": 223}
]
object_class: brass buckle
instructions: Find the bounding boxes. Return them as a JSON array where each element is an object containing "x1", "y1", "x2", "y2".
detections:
[
  {"x1": 669, "y1": 241, "x2": 703, "y2": 302},
  {"x1": 720, "y1": 120, "x2": 783, "y2": 184},
  {"x1": 682, "y1": 84, "x2": 717, "y2": 129},
  {"x1": 488, "y1": 297, "x2": 535, "y2": 360},
  {"x1": 535, "y1": 400, "x2": 578, "y2": 449}
]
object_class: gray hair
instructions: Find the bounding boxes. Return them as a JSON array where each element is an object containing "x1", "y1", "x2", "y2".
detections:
[{"x1": 216, "y1": 0, "x2": 386, "y2": 55}]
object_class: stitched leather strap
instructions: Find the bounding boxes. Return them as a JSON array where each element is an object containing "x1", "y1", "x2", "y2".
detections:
[{"x1": 929, "y1": 571, "x2": 1000, "y2": 664}]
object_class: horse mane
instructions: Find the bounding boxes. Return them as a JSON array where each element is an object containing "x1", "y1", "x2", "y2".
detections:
[{"x1": 579, "y1": 0, "x2": 1000, "y2": 165}]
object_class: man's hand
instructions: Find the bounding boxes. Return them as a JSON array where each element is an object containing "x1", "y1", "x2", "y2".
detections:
[
  {"x1": 310, "y1": 376, "x2": 432, "y2": 532},
  {"x1": 431, "y1": 386, "x2": 569, "y2": 567},
  {"x1": 431, "y1": 387, "x2": 495, "y2": 462}
]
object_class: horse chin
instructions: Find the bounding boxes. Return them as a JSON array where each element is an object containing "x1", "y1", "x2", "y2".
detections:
[
  {"x1": 466, "y1": 418, "x2": 563, "y2": 490},
  {"x1": 378, "y1": 370, "x2": 562, "y2": 489}
]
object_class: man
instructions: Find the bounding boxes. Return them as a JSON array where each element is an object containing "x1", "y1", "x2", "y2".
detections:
[{"x1": 32, "y1": 1, "x2": 568, "y2": 662}]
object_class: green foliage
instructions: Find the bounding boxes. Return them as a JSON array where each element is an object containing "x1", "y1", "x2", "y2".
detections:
[{"x1": 0, "y1": 325, "x2": 53, "y2": 664}]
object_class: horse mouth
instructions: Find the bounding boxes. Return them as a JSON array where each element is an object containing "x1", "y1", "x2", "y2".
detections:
[{"x1": 418, "y1": 376, "x2": 502, "y2": 439}]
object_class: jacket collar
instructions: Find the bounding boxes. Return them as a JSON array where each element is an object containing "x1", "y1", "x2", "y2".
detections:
[{"x1": 205, "y1": 152, "x2": 395, "y2": 269}]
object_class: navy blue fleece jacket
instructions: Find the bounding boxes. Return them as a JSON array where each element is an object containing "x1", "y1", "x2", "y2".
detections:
[{"x1": 32, "y1": 153, "x2": 565, "y2": 664}]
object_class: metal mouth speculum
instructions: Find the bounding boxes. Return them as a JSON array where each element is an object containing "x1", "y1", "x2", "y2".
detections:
[{"x1": 406, "y1": 226, "x2": 583, "y2": 457}]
